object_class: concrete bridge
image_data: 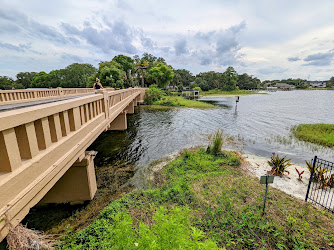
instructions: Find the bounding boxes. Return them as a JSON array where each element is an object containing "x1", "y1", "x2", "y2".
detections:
[{"x1": 0, "y1": 87, "x2": 146, "y2": 241}]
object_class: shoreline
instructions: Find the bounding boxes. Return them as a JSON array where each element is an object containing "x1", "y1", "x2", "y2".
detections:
[{"x1": 201, "y1": 92, "x2": 267, "y2": 98}]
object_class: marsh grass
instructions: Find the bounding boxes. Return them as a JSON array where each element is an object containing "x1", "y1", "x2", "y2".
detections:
[
  {"x1": 58, "y1": 148, "x2": 334, "y2": 249},
  {"x1": 153, "y1": 96, "x2": 215, "y2": 109},
  {"x1": 292, "y1": 124, "x2": 334, "y2": 148},
  {"x1": 207, "y1": 130, "x2": 224, "y2": 156}
]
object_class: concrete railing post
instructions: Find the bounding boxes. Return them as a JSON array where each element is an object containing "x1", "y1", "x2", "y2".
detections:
[
  {"x1": 95, "y1": 89, "x2": 109, "y2": 119},
  {"x1": 58, "y1": 87, "x2": 64, "y2": 97}
]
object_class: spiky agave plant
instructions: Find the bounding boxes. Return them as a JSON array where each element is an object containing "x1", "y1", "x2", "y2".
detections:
[{"x1": 268, "y1": 153, "x2": 292, "y2": 177}]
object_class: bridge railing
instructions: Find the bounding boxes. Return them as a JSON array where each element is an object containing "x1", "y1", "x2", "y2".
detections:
[
  {"x1": 0, "y1": 88, "x2": 95, "y2": 106},
  {"x1": 0, "y1": 87, "x2": 145, "y2": 241}
]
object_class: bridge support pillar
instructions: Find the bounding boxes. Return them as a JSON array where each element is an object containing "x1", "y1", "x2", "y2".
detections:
[
  {"x1": 125, "y1": 101, "x2": 134, "y2": 114},
  {"x1": 109, "y1": 112, "x2": 127, "y2": 130},
  {"x1": 38, "y1": 151, "x2": 97, "y2": 204}
]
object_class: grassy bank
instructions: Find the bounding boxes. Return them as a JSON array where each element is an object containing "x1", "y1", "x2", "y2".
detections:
[
  {"x1": 152, "y1": 96, "x2": 215, "y2": 108},
  {"x1": 58, "y1": 148, "x2": 334, "y2": 249},
  {"x1": 292, "y1": 124, "x2": 334, "y2": 148},
  {"x1": 201, "y1": 89, "x2": 263, "y2": 97}
]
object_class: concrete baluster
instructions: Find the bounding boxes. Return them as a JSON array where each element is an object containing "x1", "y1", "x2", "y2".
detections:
[
  {"x1": 92, "y1": 102, "x2": 96, "y2": 118},
  {"x1": 84, "y1": 104, "x2": 90, "y2": 122},
  {"x1": 68, "y1": 107, "x2": 81, "y2": 131},
  {"x1": 48, "y1": 114, "x2": 62, "y2": 143},
  {"x1": 34, "y1": 117, "x2": 52, "y2": 150},
  {"x1": 59, "y1": 111, "x2": 71, "y2": 137},
  {"x1": 14, "y1": 122, "x2": 39, "y2": 160},
  {"x1": 79, "y1": 106, "x2": 85, "y2": 125},
  {"x1": 0, "y1": 128, "x2": 21, "y2": 172}
]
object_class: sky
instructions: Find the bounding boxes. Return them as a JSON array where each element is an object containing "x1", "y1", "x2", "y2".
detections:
[{"x1": 0, "y1": 0, "x2": 334, "y2": 81}]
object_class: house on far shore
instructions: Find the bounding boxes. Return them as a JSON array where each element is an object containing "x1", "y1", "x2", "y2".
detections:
[
  {"x1": 266, "y1": 86, "x2": 277, "y2": 92},
  {"x1": 264, "y1": 83, "x2": 294, "y2": 91},
  {"x1": 308, "y1": 81, "x2": 327, "y2": 88},
  {"x1": 274, "y1": 83, "x2": 294, "y2": 91}
]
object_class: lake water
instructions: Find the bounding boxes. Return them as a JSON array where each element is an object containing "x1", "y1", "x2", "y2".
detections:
[{"x1": 89, "y1": 90, "x2": 334, "y2": 187}]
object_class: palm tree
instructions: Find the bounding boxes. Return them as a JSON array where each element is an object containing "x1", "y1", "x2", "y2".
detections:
[{"x1": 135, "y1": 59, "x2": 149, "y2": 88}]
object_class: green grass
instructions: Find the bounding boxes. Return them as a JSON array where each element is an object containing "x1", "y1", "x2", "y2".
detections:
[
  {"x1": 292, "y1": 124, "x2": 334, "y2": 148},
  {"x1": 58, "y1": 148, "x2": 334, "y2": 249},
  {"x1": 153, "y1": 96, "x2": 215, "y2": 108},
  {"x1": 202, "y1": 89, "x2": 263, "y2": 96}
]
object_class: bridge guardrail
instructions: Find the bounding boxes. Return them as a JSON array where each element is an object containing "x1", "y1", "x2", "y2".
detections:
[
  {"x1": 0, "y1": 87, "x2": 146, "y2": 241},
  {"x1": 0, "y1": 88, "x2": 96, "y2": 106}
]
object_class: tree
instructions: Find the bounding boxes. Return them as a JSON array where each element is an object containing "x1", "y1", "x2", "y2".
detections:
[
  {"x1": 328, "y1": 76, "x2": 334, "y2": 88},
  {"x1": 222, "y1": 66, "x2": 238, "y2": 91},
  {"x1": 30, "y1": 72, "x2": 49, "y2": 88},
  {"x1": 237, "y1": 73, "x2": 259, "y2": 90},
  {"x1": 148, "y1": 63, "x2": 174, "y2": 88},
  {"x1": 97, "y1": 61, "x2": 126, "y2": 88},
  {"x1": 135, "y1": 59, "x2": 149, "y2": 88},
  {"x1": 61, "y1": 63, "x2": 97, "y2": 88},
  {"x1": 0, "y1": 76, "x2": 14, "y2": 90},
  {"x1": 172, "y1": 69, "x2": 195, "y2": 87},
  {"x1": 112, "y1": 55, "x2": 135, "y2": 87},
  {"x1": 16, "y1": 72, "x2": 37, "y2": 88}
]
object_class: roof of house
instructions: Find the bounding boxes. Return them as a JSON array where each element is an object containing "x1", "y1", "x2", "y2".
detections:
[{"x1": 274, "y1": 83, "x2": 294, "y2": 88}]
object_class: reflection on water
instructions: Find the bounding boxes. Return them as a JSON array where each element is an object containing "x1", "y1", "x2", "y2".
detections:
[{"x1": 90, "y1": 90, "x2": 334, "y2": 186}]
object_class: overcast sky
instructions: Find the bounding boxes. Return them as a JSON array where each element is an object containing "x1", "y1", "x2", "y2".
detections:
[{"x1": 1, "y1": 0, "x2": 334, "y2": 80}]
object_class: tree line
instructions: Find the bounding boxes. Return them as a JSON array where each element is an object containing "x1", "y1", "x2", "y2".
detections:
[{"x1": 1, "y1": 53, "x2": 333, "y2": 90}]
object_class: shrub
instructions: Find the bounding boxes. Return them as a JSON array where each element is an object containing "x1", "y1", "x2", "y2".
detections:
[
  {"x1": 144, "y1": 86, "x2": 165, "y2": 104},
  {"x1": 268, "y1": 153, "x2": 292, "y2": 177},
  {"x1": 306, "y1": 161, "x2": 334, "y2": 189},
  {"x1": 306, "y1": 161, "x2": 329, "y2": 183},
  {"x1": 193, "y1": 87, "x2": 201, "y2": 92}
]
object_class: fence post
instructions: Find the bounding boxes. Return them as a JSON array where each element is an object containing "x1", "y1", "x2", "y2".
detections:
[{"x1": 305, "y1": 155, "x2": 317, "y2": 201}]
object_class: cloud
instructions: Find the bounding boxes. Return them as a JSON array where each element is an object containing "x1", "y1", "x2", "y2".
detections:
[
  {"x1": 302, "y1": 51, "x2": 334, "y2": 66},
  {"x1": 61, "y1": 53, "x2": 83, "y2": 62},
  {"x1": 200, "y1": 56, "x2": 211, "y2": 65},
  {"x1": 0, "y1": 9, "x2": 71, "y2": 44},
  {"x1": 174, "y1": 39, "x2": 188, "y2": 56},
  {"x1": 0, "y1": 42, "x2": 31, "y2": 52},
  {"x1": 193, "y1": 21, "x2": 246, "y2": 66},
  {"x1": 61, "y1": 20, "x2": 154, "y2": 54},
  {"x1": 288, "y1": 57, "x2": 301, "y2": 62},
  {"x1": 258, "y1": 66, "x2": 287, "y2": 75}
]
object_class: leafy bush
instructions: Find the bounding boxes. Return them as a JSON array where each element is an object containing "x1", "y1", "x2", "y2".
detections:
[
  {"x1": 155, "y1": 96, "x2": 183, "y2": 106},
  {"x1": 144, "y1": 86, "x2": 165, "y2": 104},
  {"x1": 306, "y1": 160, "x2": 329, "y2": 183},
  {"x1": 193, "y1": 86, "x2": 201, "y2": 92},
  {"x1": 268, "y1": 153, "x2": 292, "y2": 177},
  {"x1": 305, "y1": 161, "x2": 334, "y2": 189},
  {"x1": 60, "y1": 204, "x2": 218, "y2": 249}
]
